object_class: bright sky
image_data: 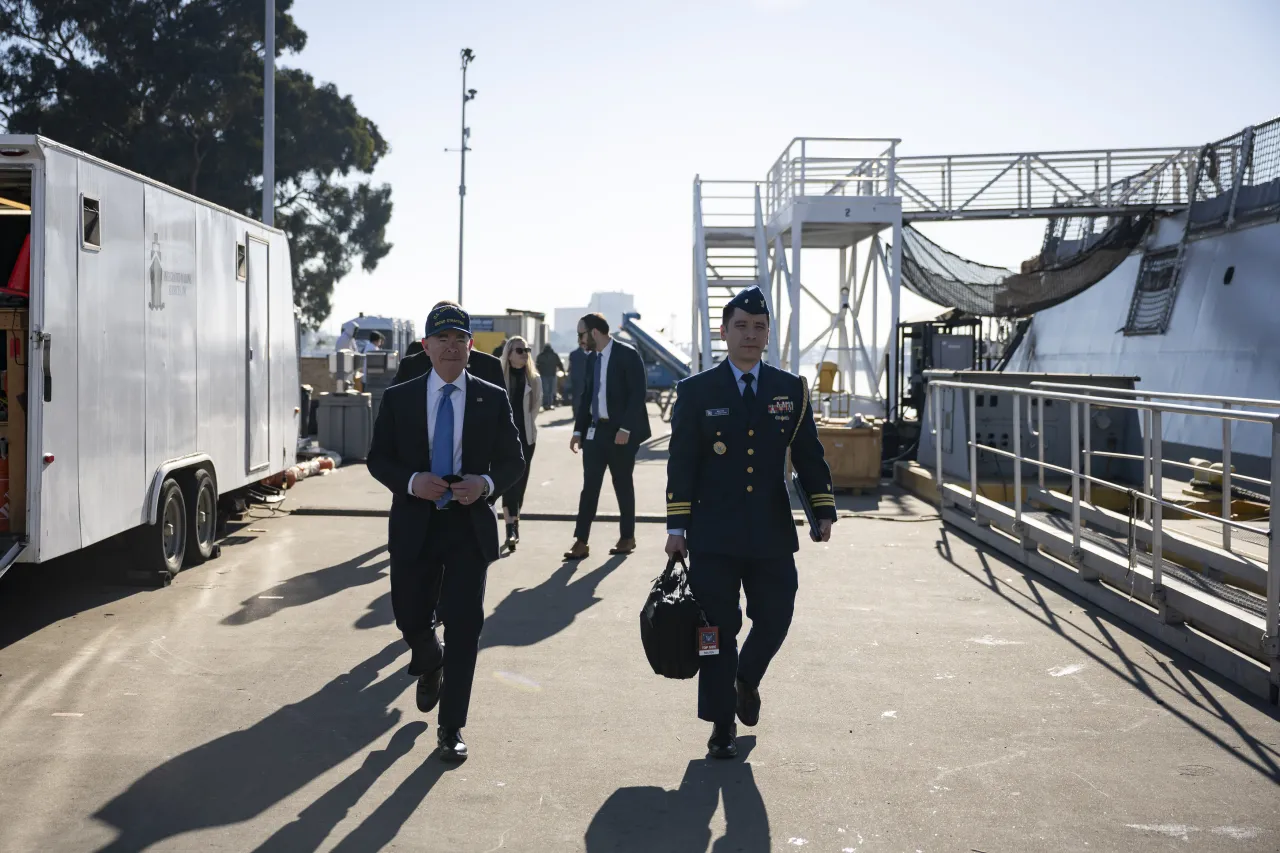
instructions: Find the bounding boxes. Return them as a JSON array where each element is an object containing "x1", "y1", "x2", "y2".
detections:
[{"x1": 290, "y1": 0, "x2": 1280, "y2": 339}]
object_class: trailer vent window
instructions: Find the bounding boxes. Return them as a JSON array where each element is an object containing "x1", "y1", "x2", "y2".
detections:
[
  {"x1": 81, "y1": 196, "x2": 101, "y2": 249},
  {"x1": 1123, "y1": 248, "x2": 1181, "y2": 335},
  {"x1": 236, "y1": 242, "x2": 247, "y2": 280}
]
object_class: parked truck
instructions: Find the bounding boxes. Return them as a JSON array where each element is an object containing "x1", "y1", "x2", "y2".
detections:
[{"x1": 0, "y1": 136, "x2": 299, "y2": 583}]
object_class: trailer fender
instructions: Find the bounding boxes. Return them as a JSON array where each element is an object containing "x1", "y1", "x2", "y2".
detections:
[{"x1": 143, "y1": 454, "x2": 215, "y2": 526}]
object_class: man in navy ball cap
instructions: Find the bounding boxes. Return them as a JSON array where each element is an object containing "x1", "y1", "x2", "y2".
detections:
[
  {"x1": 664, "y1": 284, "x2": 836, "y2": 760},
  {"x1": 367, "y1": 300, "x2": 525, "y2": 762}
]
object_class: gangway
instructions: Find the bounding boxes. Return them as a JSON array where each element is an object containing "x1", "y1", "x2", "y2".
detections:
[
  {"x1": 693, "y1": 132, "x2": 1217, "y2": 415},
  {"x1": 618, "y1": 312, "x2": 691, "y2": 420},
  {"x1": 920, "y1": 378, "x2": 1278, "y2": 705}
]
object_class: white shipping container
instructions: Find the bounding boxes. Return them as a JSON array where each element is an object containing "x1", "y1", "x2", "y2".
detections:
[{"x1": 0, "y1": 136, "x2": 299, "y2": 582}]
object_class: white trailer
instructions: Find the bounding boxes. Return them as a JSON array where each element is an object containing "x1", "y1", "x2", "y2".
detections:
[{"x1": 0, "y1": 136, "x2": 299, "y2": 582}]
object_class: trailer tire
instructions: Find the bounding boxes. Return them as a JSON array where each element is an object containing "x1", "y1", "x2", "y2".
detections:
[
  {"x1": 184, "y1": 469, "x2": 217, "y2": 565},
  {"x1": 139, "y1": 478, "x2": 187, "y2": 582}
]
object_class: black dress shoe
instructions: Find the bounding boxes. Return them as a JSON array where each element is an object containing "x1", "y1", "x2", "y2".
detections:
[
  {"x1": 707, "y1": 722, "x2": 738, "y2": 759},
  {"x1": 416, "y1": 667, "x2": 444, "y2": 713},
  {"x1": 736, "y1": 677, "x2": 761, "y2": 727},
  {"x1": 436, "y1": 727, "x2": 468, "y2": 762}
]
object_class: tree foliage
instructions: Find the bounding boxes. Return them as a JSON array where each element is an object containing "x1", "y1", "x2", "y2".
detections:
[{"x1": 0, "y1": 0, "x2": 392, "y2": 327}]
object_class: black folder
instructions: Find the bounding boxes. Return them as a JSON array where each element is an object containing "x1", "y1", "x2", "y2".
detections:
[{"x1": 789, "y1": 471, "x2": 822, "y2": 542}]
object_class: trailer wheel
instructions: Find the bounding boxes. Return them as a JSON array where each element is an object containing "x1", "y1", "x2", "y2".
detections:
[
  {"x1": 184, "y1": 469, "x2": 218, "y2": 564},
  {"x1": 139, "y1": 478, "x2": 187, "y2": 582}
]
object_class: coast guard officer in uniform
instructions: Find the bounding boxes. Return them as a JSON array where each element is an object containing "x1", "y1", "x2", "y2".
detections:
[{"x1": 664, "y1": 285, "x2": 836, "y2": 759}]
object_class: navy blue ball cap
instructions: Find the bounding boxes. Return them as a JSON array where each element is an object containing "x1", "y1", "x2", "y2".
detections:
[
  {"x1": 726, "y1": 285, "x2": 769, "y2": 316},
  {"x1": 425, "y1": 303, "x2": 472, "y2": 337}
]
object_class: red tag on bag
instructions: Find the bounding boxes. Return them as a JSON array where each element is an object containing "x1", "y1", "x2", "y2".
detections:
[{"x1": 698, "y1": 626, "x2": 720, "y2": 656}]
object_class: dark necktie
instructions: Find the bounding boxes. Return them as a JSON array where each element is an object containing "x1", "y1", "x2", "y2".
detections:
[{"x1": 741, "y1": 372, "x2": 756, "y2": 411}]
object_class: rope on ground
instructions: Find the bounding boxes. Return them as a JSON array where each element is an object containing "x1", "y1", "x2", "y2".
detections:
[{"x1": 835, "y1": 512, "x2": 941, "y2": 522}]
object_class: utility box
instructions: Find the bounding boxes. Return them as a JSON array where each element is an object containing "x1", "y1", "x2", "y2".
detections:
[
  {"x1": 316, "y1": 391, "x2": 373, "y2": 462},
  {"x1": 817, "y1": 425, "x2": 882, "y2": 491}
]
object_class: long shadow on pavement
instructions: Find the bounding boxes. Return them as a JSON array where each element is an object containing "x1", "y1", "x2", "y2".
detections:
[
  {"x1": 935, "y1": 525, "x2": 1280, "y2": 784},
  {"x1": 250, "y1": 721, "x2": 435, "y2": 853},
  {"x1": 584, "y1": 736, "x2": 768, "y2": 852},
  {"x1": 222, "y1": 545, "x2": 389, "y2": 627},
  {"x1": 478, "y1": 555, "x2": 628, "y2": 651},
  {"x1": 91, "y1": 642, "x2": 414, "y2": 853}
]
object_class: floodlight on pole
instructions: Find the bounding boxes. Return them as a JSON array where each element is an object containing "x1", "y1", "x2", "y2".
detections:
[{"x1": 455, "y1": 48, "x2": 476, "y2": 304}]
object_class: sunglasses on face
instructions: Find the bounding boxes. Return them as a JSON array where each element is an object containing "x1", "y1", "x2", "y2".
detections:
[{"x1": 511, "y1": 347, "x2": 530, "y2": 355}]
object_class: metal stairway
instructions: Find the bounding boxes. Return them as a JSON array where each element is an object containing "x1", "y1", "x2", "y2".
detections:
[{"x1": 693, "y1": 178, "x2": 770, "y2": 371}]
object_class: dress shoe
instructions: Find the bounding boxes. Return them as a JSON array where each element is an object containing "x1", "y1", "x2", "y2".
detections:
[
  {"x1": 608, "y1": 537, "x2": 637, "y2": 555},
  {"x1": 707, "y1": 722, "x2": 738, "y2": 759},
  {"x1": 436, "y1": 727, "x2": 468, "y2": 762},
  {"x1": 563, "y1": 540, "x2": 589, "y2": 560},
  {"x1": 736, "y1": 678, "x2": 761, "y2": 727},
  {"x1": 416, "y1": 667, "x2": 444, "y2": 713}
]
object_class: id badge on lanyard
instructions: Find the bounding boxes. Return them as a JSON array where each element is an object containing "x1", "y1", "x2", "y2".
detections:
[{"x1": 586, "y1": 426, "x2": 597, "y2": 441}]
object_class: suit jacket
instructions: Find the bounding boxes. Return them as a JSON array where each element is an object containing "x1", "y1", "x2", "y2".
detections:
[
  {"x1": 392, "y1": 348, "x2": 505, "y2": 389},
  {"x1": 568, "y1": 347, "x2": 588, "y2": 403},
  {"x1": 665, "y1": 360, "x2": 836, "y2": 558},
  {"x1": 367, "y1": 372, "x2": 525, "y2": 563},
  {"x1": 573, "y1": 339, "x2": 652, "y2": 444}
]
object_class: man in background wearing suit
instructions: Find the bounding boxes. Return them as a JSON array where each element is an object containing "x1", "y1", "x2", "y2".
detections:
[
  {"x1": 367, "y1": 303, "x2": 525, "y2": 762},
  {"x1": 563, "y1": 312, "x2": 651, "y2": 560},
  {"x1": 393, "y1": 300, "x2": 505, "y2": 388}
]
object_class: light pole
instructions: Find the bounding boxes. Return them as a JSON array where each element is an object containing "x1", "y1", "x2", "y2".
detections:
[
  {"x1": 262, "y1": 0, "x2": 275, "y2": 226},
  {"x1": 456, "y1": 48, "x2": 477, "y2": 303}
]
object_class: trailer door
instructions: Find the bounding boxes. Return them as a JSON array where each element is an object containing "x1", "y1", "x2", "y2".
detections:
[{"x1": 246, "y1": 237, "x2": 270, "y2": 472}]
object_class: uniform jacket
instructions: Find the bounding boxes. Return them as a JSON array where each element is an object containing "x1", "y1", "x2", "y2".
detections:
[
  {"x1": 665, "y1": 360, "x2": 836, "y2": 558},
  {"x1": 573, "y1": 339, "x2": 652, "y2": 444},
  {"x1": 392, "y1": 347, "x2": 505, "y2": 389},
  {"x1": 367, "y1": 372, "x2": 525, "y2": 564}
]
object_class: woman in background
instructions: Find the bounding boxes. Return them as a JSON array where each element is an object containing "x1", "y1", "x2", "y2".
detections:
[{"x1": 500, "y1": 336, "x2": 541, "y2": 552}]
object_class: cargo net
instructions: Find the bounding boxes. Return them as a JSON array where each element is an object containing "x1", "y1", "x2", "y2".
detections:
[{"x1": 899, "y1": 213, "x2": 1153, "y2": 318}]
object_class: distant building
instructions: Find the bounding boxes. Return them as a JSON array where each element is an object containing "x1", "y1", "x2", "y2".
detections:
[
  {"x1": 588, "y1": 291, "x2": 636, "y2": 332},
  {"x1": 552, "y1": 292, "x2": 637, "y2": 353}
]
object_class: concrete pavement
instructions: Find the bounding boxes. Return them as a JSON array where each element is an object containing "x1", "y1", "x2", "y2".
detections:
[{"x1": 0, "y1": 430, "x2": 1278, "y2": 851}]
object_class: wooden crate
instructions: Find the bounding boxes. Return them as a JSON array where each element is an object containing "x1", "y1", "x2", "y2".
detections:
[{"x1": 816, "y1": 425, "x2": 881, "y2": 491}]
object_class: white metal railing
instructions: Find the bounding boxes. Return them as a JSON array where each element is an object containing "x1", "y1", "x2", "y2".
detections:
[
  {"x1": 697, "y1": 179, "x2": 762, "y2": 229},
  {"x1": 1031, "y1": 382, "x2": 1280, "y2": 553},
  {"x1": 764, "y1": 138, "x2": 900, "y2": 217},
  {"x1": 928, "y1": 380, "x2": 1279, "y2": 661},
  {"x1": 896, "y1": 147, "x2": 1199, "y2": 220}
]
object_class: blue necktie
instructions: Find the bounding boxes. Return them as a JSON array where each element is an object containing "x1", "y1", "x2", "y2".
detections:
[
  {"x1": 431, "y1": 383, "x2": 457, "y2": 508},
  {"x1": 591, "y1": 352, "x2": 602, "y2": 421}
]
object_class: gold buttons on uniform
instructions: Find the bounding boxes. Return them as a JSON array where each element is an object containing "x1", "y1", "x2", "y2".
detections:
[
  {"x1": 747, "y1": 449, "x2": 754, "y2": 456},
  {"x1": 716, "y1": 431, "x2": 722, "y2": 436},
  {"x1": 747, "y1": 466, "x2": 754, "y2": 473},
  {"x1": 748, "y1": 429, "x2": 754, "y2": 436},
  {"x1": 747, "y1": 485, "x2": 753, "y2": 492}
]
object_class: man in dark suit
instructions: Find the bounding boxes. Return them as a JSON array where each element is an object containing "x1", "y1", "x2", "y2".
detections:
[
  {"x1": 392, "y1": 301, "x2": 505, "y2": 388},
  {"x1": 564, "y1": 312, "x2": 651, "y2": 560},
  {"x1": 367, "y1": 303, "x2": 525, "y2": 762},
  {"x1": 665, "y1": 285, "x2": 836, "y2": 760}
]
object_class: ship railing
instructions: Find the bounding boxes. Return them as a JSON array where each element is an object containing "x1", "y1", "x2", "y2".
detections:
[
  {"x1": 1031, "y1": 382, "x2": 1280, "y2": 553},
  {"x1": 928, "y1": 379, "x2": 1278, "y2": 685}
]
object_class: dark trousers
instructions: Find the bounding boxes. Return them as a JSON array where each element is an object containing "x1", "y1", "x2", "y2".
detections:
[
  {"x1": 389, "y1": 512, "x2": 489, "y2": 728},
  {"x1": 573, "y1": 424, "x2": 637, "y2": 542},
  {"x1": 687, "y1": 551, "x2": 798, "y2": 724},
  {"x1": 503, "y1": 440, "x2": 536, "y2": 516}
]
